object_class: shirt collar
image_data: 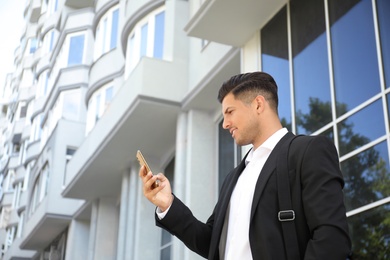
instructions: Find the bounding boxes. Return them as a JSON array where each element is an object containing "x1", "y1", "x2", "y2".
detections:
[{"x1": 245, "y1": 128, "x2": 288, "y2": 164}]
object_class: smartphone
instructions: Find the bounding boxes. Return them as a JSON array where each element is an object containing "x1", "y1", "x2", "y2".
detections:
[{"x1": 136, "y1": 150, "x2": 159, "y2": 189}]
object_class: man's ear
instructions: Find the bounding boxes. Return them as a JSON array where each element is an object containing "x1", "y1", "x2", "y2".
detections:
[{"x1": 254, "y1": 95, "x2": 266, "y2": 112}]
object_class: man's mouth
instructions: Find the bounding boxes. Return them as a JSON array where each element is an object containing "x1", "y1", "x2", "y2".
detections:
[{"x1": 230, "y1": 128, "x2": 237, "y2": 137}]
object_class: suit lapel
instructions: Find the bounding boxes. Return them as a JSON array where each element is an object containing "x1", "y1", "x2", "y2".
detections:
[
  {"x1": 209, "y1": 152, "x2": 248, "y2": 260},
  {"x1": 250, "y1": 132, "x2": 294, "y2": 221}
]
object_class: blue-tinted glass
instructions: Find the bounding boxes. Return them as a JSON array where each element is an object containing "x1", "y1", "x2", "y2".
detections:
[
  {"x1": 341, "y1": 141, "x2": 390, "y2": 211},
  {"x1": 110, "y1": 9, "x2": 119, "y2": 50},
  {"x1": 291, "y1": 0, "x2": 331, "y2": 135},
  {"x1": 141, "y1": 24, "x2": 148, "y2": 57},
  {"x1": 49, "y1": 31, "x2": 55, "y2": 51},
  {"x1": 30, "y1": 38, "x2": 38, "y2": 53},
  {"x1": 261, "y1": 7, "x2": 291, "y2": 131},
  {"x1": 348, "y1": 204, "x2": 390, "y2": 259},
  {"x1": 377, "y1": 0, "x2": 390, "y2": 88},
  {"x1": 329, "y1": 0, "x2": 381, "y2": 116},
  {"x1": 105, "y1": 86, "x2": 113, "y2": 104},
  {"x1": 154, "y1": 11, "x2": 165, "y2": 59},
  {"x1": 67, "y1": 35, "x2": 85, "y2": 66},
  {"x1": 218, "y1": 120, "x2": 234, "y2": 191},
  {"x1": 338, "y1": 99, "x2": 385, "y2": 156}
]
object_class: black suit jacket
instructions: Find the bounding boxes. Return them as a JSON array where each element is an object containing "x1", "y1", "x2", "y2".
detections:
[{"x1": 156, "y1": 132, "x2": 351, "y2": 259}]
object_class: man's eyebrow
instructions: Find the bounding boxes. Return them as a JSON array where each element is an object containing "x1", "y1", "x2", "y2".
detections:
[{"x1": 224, "y1": 107, "x2": 233, "y2": 114}]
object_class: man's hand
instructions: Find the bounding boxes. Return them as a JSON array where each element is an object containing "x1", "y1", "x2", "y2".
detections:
[{"x1": 139, "y1": 165, "x2": 174, "y2": 212}]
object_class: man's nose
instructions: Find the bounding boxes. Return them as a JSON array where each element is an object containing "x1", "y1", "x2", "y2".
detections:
[{"x1": 222, "y1": 118, "x2": 229, "y2": 129}]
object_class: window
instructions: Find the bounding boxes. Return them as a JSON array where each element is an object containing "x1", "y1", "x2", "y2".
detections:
[
  {"x1": 12, "y1": 182, "x2": 23, "y2": 208},
  {"x1": 66, "y1": 147, "x2": 76, "y2": 163},
  {"x1": 29, "y1": 163, "x2": 50, "y2": 216},
  {"x1": 43, "y1": 29, "x2": 56, "y2": 54},
  {"x1": 94, "y1": 6, "x2": 119, "y2": 60},
  {"x1": 48, "y1": 0, "x2": 58, "y2": 14},
  {"x1": 290, "y1": 0, "x2": 331, "y2": 135},
  {"x1": 258, "y1": 0, "x2": 390, "y2": 257},
  {"x1": 86, "y1": 85, "x2": 115, "y2": 134},
  {"x1": 29, "y1": 38, "x2": 38, "y2": 54},
  {"x1": 37, "y1": 70, "x2": 50, "y2": 97},
  {"x1": 261, "y1": 6, "x2": 291, "y2": 131},
  {"x1": 67, "y1": 34, "x2": 85, "y2": 66},
  {"x1": 328, "y1": 0, "x2": 380, "y2": 116},
  {"x1": 125, "y1": 7, "x2": 165, "y2": 77},
  {"x1": 45, "y1": 89, "x2": 81, "y2": 139},
  {"x1": 20, "y1": 104, "x2": 27, "y2": 118},
  {"x1": 376, "y1": 0, "x2": 390, "y2": 87},
  {"x1": 62, "y1": 90, "x2": 80, "y2": 120}
]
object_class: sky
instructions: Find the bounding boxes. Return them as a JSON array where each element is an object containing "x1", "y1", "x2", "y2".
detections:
[{"x1": 0, "y1": 1, "x2": 25, "y2": 91}]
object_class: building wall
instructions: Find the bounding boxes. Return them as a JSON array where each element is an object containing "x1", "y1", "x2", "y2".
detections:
[{"x1": 0, "y1": 0, "x2": 389, "y2": 259}]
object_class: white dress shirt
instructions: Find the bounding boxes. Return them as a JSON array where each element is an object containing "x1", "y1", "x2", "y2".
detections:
[
  {"x1": 157, "y1": 128, "x2": 288, "y2": 260},
  {"x1": 224, "y1": 128, "x2": 288, "y2": 260}
]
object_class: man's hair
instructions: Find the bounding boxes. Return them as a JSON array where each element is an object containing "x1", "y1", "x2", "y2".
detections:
[{"x1": 217, "y1": 71, "x2": 279, "y2": 112}]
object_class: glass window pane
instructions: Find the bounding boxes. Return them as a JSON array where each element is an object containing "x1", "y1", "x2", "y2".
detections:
[
  {"x1": 63, "y1": 91, "x2": 80, "y2": 120},
  {"x1": 110, "y1": 9, "x2": 119, "y2": 50},
  {"x1": 337, "y1": 99, "x2": 385, "y2": 156},
  {"x1": 141, "y1": 24, "x2": 148, "y2": 57},
  {"x1": 291, "y1": 0, "x2": 331, "y2": 135},
  {"x1": 377, "y1": 0, "x2": 390, "y2": 88},
  {"x1": 30, "y1": 38, "x2": 38, "y2": 54},
  {"x1": 218, "y1": 121, "x2": 234, "y2": 191},
  {"x1": 67, "y1": 35, "x2": 85, "y2": 66},
  {"x1": 102, "y1": 18, "x2": 108, "y2": 53},
  {"x1": 261, "y1": 6, "x2": 291, "y2": 131},
  {"x1": 348, "y1": 204, "x2": 390, "y2": 259},
  {"x1": 154, "y1": 11, "x2": 165, "y2": 59},
  {"x1": 341, "y1": 141, "x2": 390, "y2": 211},
  {"x1": 105, "y1": 86, "x2": 113, "y2": 105},
  {"x1": 329, "y1": 0, "x2": 381, "y2": 116}
]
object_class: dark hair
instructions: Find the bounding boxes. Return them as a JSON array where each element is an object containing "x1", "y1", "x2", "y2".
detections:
[{"x1": 217, "y1": 71, "x2": 279, "y2": 112}]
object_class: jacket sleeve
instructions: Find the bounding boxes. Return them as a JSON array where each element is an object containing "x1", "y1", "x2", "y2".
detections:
[
  {"x1": 299, "y1": 136, "x2": 352, "y2": 259},
  {"x1": 155, "y1": 195, "x2": 214, "y2": 258}
]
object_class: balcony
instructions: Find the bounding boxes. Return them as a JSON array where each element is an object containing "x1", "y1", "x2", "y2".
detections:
[
  {"x1": 0, "y1": 191, "x2": 13, "y2": 207},
  {"x1": 25, "y1": 140, "x2": 41, "y2": 166},
  {"x1": 36, "y1": 53, "x2": 51, "y2": 76},
  {"x1": 18, "y1": 84, "x2": 37, "y2": 101},
  {"x1": 28, "y1": 0, "x2": 42, "y2": 23},
  {"x1": 65, "y1": 0, "x2": 94, "y2": 8},
  {"x1": 17, "y1": 191, "x2": 28, "y2": 215},
  {"x1": 96, "y1": 0, "x2": 117, "y2": 14},
  {"x1": 13, "y1": 119, "x2": 25, "y2": 135},
  {"x1": 63, "y1": 57, "x2": 184, "y2": 200},
  {"x1": 184, "y1": 0, "x2": 287, "y2": 47},
  {"x1": 7, "y1": 209, "x2": 19, "y2": 226},
  {"x1": 31, "y1": 96, "x2": 45, "y2": 118},
  {"x1": 22, "y1": 124, "x2": 32, "y2": 142},
  {"x1": 3, "y1": 237, "x2": 37, "y2": 259},
  {"x1": 20, "y1": 120, "x2": 86, "y2": 250},
  {"x1": 8, "y1": 155, "x2": 21, "y2": 169},
  {"x1": 88, "y1": 48, "x2": 124, "y2": 97}
]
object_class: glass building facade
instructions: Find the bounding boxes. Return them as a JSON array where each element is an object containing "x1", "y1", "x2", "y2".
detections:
[{"x1": 259, "y1": 0, "x2": 390, "y2": 258}]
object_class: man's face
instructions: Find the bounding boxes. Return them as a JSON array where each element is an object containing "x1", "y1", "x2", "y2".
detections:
[{"x1": 221, "y1": 93, "x2": 260, "y2": 147}]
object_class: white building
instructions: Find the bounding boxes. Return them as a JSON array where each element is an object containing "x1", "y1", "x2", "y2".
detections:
[{"x1": 0, "y1": 0, "x2": 389, "y2": 259}]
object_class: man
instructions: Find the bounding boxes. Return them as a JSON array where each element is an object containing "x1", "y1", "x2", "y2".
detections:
[{"x1": 139, "y1": 72, "x2": 351, "y2": 259}]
